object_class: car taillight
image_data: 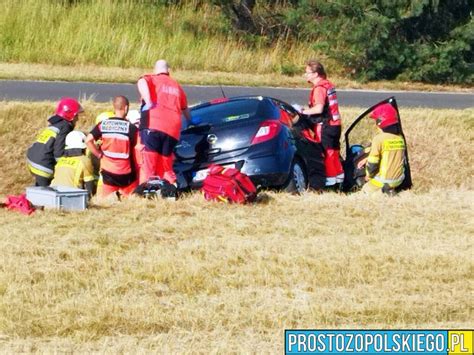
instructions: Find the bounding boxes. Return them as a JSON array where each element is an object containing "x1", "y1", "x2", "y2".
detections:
[
  {"x1": 251, "y1": 120, "x2": 281, "y2": 145},
  {"x1": 210, "y1": 98, "x2": 229, "y2": 104}
]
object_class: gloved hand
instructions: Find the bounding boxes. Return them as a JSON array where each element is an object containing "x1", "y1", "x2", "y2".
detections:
[
  {"x1": 291, "y1": 103, "x2": 303, "y2": 113},
  {"x1": 141, "y1": 103, "x2": 152, "y2": 112}
]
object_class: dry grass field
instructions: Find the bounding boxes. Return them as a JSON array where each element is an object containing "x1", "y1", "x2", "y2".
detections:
[{"x1": 0, "y1": 102, "x2": 473, "y2": 353}]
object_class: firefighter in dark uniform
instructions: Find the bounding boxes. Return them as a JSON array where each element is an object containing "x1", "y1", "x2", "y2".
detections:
[{"x1": 26, "y1": 98, "x2": 83, "y2": 186}]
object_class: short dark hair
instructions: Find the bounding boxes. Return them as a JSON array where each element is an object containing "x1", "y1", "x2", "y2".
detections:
[{"x1": 306, "y1": 60, "x2": 326, "y2": 78}]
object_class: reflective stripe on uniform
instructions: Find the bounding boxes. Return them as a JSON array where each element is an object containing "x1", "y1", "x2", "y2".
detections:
[
  {"x1": 27, "y1": 163, "x2": 54, "y2": 178},
  {"x1": 370, "y1": 174, "x2": 405, "y2": 188},
  {"x1": 325, "y1": 177, "x2": 337, "y2": 186},
  {"x1": 83, "y1": 175, "x2": 95, "y2": 182},
  {"x1": 335, "y1": 172, "x2": 344, "y2": 183},
  {"x1": 326, "y1": 173, "x2": 344, "y2": 186},
  {"x1": 103, "y1": 151, "x2": 129, "y2": 159},
  {"x1": 27, "y1": 159, "x2": 54, "y2": 175},
  {"x1": 102, "y1": 133, "x2": 130, "y2": 140}
]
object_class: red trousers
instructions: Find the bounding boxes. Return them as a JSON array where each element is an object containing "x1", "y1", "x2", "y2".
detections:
[
  {"x1": 324, "y1": 148, "x2": 344, "y2": 178},
  {"x1": 100, "y1": 181, "x2": 138, "y2": 198},
  {"x1": 140, "y1": 150, "x2": 176, "y2": 184},
  {"x1": 303, "y1": 122, "x2": 344, "y2": 184}
]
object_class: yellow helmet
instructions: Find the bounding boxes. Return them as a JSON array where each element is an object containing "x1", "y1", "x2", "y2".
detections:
[{"x1": 95, "y1": 111, "x2": 114, "y2": 125}]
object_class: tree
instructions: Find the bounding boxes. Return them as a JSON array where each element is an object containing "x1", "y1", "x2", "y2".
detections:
[{"x1": 212, "y1": 0, "x2": 473, "y2": 83}]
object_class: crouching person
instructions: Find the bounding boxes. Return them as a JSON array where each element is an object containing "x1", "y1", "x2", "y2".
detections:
[
  {"x1": 86, "y1": 96, "x2": 138, "y2": 199},
  {"x1": 27, "y1": 98, "x2": 83, "y2": 186},
  {"x1": 50, "y1": 131, "x2": 95, "y2": 197},
  {"x1": 363, "y1": 103, "x2": 406, "y2": 195}
]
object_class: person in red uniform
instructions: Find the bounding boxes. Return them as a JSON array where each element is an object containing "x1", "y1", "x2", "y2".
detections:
[
  {"x1": 301, "y1": 60, "x2": 344, "y2": 189},
  {"x1": 137, "y1": 59, "x2": 191, "y2": 185},
  {"x1": 86, "y1": 96, "x2": 138, "y2": 198}
]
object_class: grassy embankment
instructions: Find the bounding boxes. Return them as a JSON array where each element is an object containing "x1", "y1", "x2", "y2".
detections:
[
  {"x1": 0, "y1": 102, "x2": 472, "y2": 352},
  {"x1": 0, "y1": 0, "x2": 310, "y2": 85},
  {"x1": 0, "y1": 0, "x2": 472, "y2": 91}
]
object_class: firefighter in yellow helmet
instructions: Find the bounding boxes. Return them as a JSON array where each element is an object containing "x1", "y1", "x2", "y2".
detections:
[
  {"x1": 95, "y1": 111, "x2": 114, "y2": 125},
  {"x1": 362, "y1": 103, "x2": 406, "y2": 194}
]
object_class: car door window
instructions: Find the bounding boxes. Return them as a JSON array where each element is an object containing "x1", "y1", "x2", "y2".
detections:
[{"x1": 272, "y1": 100, "x2": 300, "y2": 127}]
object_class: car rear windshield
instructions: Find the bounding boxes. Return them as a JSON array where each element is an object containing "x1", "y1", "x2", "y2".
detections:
[{"x1": 190, "y1": 98, "x2": 275, "y2": 126}]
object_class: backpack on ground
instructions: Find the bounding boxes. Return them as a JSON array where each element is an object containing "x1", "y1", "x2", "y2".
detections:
[
  {"x1": 4, "y1": 194, "x2": 35, "y2": 215},
  {"x1": 134, "y1": 177, "x2": 178, "y2": 200},
  {"x1": 202, "y1": 164, "x2": 257, "y2": 204}
]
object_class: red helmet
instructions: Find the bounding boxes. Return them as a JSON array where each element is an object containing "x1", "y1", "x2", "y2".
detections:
[
  {"x1": 55, "y1": 98, "x2": 83, "y2": 121},
  {"x1": 370, "y1": 103, "x2": 398, "y2": 129}
]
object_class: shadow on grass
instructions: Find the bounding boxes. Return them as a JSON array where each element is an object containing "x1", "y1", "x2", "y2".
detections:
[{"x1": 254, "y1": 192, "x2": 274, "y2": 205}]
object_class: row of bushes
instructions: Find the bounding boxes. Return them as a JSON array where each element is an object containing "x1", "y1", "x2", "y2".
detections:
[
  {"x1": 1, "y1": 0, "x2": 472, "y2": 84},
  {"x1": 210, "y1": 0, "x2": 473, "y2": 84}
]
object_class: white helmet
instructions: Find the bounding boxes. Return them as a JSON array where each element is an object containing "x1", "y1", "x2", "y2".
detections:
[
  {"x1": 65, "y1": 131, "x2": 86, "y2": 150},
  {"x1": 127, "y1": 109, "x2": 141, "y2": 126}
]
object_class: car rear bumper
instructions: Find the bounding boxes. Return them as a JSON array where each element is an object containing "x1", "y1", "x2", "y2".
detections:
[{"x1": 175, "y1": 152, "x2": 292, "y2": 190}]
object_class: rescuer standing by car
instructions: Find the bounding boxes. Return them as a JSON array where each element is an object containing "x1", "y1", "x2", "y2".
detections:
[
  {"x1": 137, "y1": 59, "x2": 191, "y2": 185},
  {"x1": 301, "y1": 60, "x2": 345, "y2": 190},
  {"x1": 26, "y1": 98, "x2": 83, "y2": 186}
]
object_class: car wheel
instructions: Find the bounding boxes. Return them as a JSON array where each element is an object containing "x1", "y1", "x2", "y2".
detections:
[{"x1": 284, "y1": 160, "x2": 307, "y2": 194}]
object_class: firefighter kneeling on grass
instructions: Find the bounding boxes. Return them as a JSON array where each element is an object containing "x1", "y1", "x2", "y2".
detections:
[
  {"x1": 86, "y1": 96, "x2": 138, "y2": 199},
  {"x1": 26, "y1": 98, "x2": 83, "y2": 186},
  {"x1": 361, "y1": 103, "x2": 406, "y2": 194},
  {"x1": 50, "y1": 131, "x2": 95, "y2": 197}
]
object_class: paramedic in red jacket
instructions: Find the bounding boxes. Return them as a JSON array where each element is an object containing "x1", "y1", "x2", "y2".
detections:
[
  {"x1": 302, "y1": 60, "x2": 344, "y2": 189},
  {"x1": 86, "y1": 96, "x2": 138, "y2": 198},
  {"x1": 137, "y1": 60, "x2": 191, "y2": 185}
]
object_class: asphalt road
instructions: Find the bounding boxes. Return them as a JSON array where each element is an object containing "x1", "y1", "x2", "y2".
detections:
[{"x1": 0, "y1": 80, "x2": 472, "y2": 109}]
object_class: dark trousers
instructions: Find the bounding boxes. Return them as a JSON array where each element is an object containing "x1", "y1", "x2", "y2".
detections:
[
  {"x1": 297, "y1": 140, "x2": 326, "y2": 190},
  {"x1": 34, "y1": 175, "x2": 52, "y2": 187}
]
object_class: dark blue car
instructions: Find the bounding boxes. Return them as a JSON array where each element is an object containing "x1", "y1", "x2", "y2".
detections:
[
  {"x1": 174, "y1": 96, "x2": 411, "y2": 193},
  {"x1": 174, "y1": 96, "x2": 324, "y2": 192}
]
